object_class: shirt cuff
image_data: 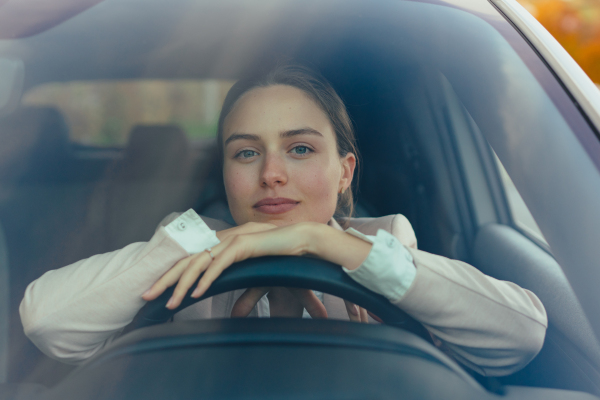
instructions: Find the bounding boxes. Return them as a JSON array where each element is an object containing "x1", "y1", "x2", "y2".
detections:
[
  {"x1": 342, "y1": 228, "x2": 416, "y2": 302},
  {"x1": 164, "y1": 209, "x2": 220, "y2": 255}
]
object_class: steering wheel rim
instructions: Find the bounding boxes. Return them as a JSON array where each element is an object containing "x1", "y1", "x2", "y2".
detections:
[{"x1": 132, "y1": 256, "x2": 428, "y2": 337}]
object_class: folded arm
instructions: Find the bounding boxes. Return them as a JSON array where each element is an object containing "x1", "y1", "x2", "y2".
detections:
[
  {"x1": 143, "y1": 211, "x2": 548, "y2": 377},
  {"x1": 19, "y1": 210, "x2": 220, "y2": 364},
  {"x1": 342, "y1": 216, "x2": 547, "y2": 377},
  {"x1": 398, "y1": 247, "x2": 547, "y2": 376}
]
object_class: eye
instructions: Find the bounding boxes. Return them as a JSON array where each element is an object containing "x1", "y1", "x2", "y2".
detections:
[
  {"x1": 290, "y1": 145, "x2": 313, "y2": 156},
  {"x1": 235, "y1": 149, "x2": 259, "y2": 159}
]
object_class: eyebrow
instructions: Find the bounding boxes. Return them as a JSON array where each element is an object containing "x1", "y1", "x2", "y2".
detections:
[
  {"x1": 224, "y1": 133, "x2": 260, "y2": 146},
  {"x1": 224, "y1": 128, "x2": 323, "y2": 146},
  {"x1": 281, "y1": 128, "x2": 323, "y2": 139}
]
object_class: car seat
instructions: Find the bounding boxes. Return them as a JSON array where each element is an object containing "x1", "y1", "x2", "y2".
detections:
[
  {"x1": 102, "y1": 124, "x2": 204, "y2": 251},
  {"x1": 0, "y1": 106, "x2": 85, "y2": 384}
]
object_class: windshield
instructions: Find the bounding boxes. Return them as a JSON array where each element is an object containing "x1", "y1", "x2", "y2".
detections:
[{"x1": 0, "y1": 0, "x2": 597, "y2": 395}]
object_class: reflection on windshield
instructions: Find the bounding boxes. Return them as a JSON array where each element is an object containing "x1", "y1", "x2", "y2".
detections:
[{"x1": 494, "y1": 152, "x2": 547, "y2": 243}]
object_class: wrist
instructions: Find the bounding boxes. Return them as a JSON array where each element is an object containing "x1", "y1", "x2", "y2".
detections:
[
  {"x1": 294, "y1": 222, "x2": 373, "y2": 269},
  {"x1": 298, "y1": 222, "x2": 330, "y2": 256},
  {"x1": 215, "y1": 228, "x2": 228, "y2": 242}
]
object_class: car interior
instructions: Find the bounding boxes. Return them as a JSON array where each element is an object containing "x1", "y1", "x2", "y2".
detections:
[{"x1": 1, "y1": 0, "x2": 600, "y2": 398}]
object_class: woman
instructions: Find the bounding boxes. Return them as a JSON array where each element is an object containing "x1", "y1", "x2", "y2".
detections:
[{"x1": 20, "y1": 64, "x2": 547, "y2": 377}]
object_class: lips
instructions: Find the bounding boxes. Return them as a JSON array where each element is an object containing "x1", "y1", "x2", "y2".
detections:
[{"x1": 253, "y1": 197, "x2": 299, "y2": 214}]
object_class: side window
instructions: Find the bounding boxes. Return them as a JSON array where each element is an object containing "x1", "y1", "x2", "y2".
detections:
[{"x1": 493, "y1": 153, "x2": 547, "y2": 244}]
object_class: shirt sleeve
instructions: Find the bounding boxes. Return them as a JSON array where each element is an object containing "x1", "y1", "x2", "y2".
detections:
[
  {"x1": 164, "y1": 209, "x2": 220, "y2": 254},
  {"x1": 340, "y1": 225, "x2": 547, "y2": 377},
  {"x1": 19, "y1": 210, "x2": 221, "y2": 364},
  {"x1": 341, "y1": 228, "x2": 416, "y2": 302}
]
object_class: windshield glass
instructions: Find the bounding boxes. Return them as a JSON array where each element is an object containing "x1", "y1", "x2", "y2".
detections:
[
  {"x1": 0, "y1": 0, "x2": 595, "y2": 394},
  {"x1": 22, "y1": 80, "x2": 234, "y2": 146}
]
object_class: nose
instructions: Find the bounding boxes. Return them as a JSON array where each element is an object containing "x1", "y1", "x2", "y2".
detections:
[{"x1": 260, "y1": 153, "x2": 288, "y2": 188}]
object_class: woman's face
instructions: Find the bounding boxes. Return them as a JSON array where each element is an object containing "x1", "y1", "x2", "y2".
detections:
[{"x1": 222, "y1": 85, "x2": 355, "y2": 227}]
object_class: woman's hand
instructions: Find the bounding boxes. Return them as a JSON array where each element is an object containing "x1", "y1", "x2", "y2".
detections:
[
  {"x1": 143, "y1": 222, "x2": 319, "y2": 309},
  {"x1": 143, "y1": 221, "x2": 373, "y2": 313},
  {"x1": 231, "y1": 287, "x2": 328, "y2": 318},
  {"x1": 214, "y1": 222, "x2": 277, "y2": 243},
  {"x1": 142, "y1": 221, "x2": 278, "y2": 307},
  {"x1": 231, "y1": 288, "x2": 368, "y2": 322},
  {"x1": 343, "y1": 300, "x2": 369, "y2": 323}
]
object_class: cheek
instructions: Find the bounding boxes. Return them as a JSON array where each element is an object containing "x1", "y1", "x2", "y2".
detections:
[
  {"x1": 223, "y1": 164, "x2": 255, "y2": 207},
  {"x1": 293, "y1": 161, "x2": 340, "y2": 213}
]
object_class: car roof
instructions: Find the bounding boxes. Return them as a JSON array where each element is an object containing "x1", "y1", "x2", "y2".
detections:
[{"x1": 0, "y1": 0, "x2": 515, "y2": 84}]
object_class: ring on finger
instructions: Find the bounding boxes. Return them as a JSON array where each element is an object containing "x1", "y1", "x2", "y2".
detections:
[{"x1": 205, "y1": 247, "x2": 215, "y2": 260}]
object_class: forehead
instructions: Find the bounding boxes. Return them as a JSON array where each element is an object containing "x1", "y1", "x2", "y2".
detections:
[{"x1": 223, "y1": 85, "x2": 334, "y2": 139}]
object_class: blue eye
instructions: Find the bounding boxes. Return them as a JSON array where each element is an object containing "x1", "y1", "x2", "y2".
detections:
[
  {"x1": 291, "y1": 146, "x2": 312, "y2": 155},
  {"x1": 237, "y1": 150, "x2": 258, "y2": 159}
]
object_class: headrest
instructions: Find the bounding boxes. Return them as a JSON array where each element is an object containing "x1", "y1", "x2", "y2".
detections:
[
  {"x1": 0, "y1": 106, "x2": 70, "y2": 180},
  {"x1": 0, "y1": 106, "x2": 69, "y2": 155},
  {"x1": 127, "y1": 125, "x2": 189, "y2": 157},
  {"x1": 119, "y1": 124, "x2": 191, "y2": 179}
]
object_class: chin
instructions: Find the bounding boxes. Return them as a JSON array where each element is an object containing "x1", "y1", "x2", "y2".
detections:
[{"x1": 232, "y1": 205, "x2": 335, "y2": 226}]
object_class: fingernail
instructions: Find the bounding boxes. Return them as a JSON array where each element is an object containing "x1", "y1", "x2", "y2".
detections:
[
  {"x1": 166, "y1": 298, "x2": 173, "y2": 308},
  {"x1": 142, "y1": 289, "x2": 151, "y2": 297},
  {"x1": 191, "y1": 288, "x2": 201, "y2": 298},
  {"x1": 350, "y1": 304, "x2": 359, "y2": 316}
]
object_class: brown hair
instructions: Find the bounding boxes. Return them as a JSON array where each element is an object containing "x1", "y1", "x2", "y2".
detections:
[{"x1": 216, "y1": 63, "x2": 359, "y2": 220}]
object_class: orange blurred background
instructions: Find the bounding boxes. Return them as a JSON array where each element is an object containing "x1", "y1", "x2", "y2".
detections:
[{"x1": 517, "y1": 0, "x2": 600, "y2": 84}]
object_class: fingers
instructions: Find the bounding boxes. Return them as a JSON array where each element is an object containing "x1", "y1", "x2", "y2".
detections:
[
  {"x1": 142, "y1": 255, "x2": 198, "y2": 301},
  {"x1": 190, "y1": 239, "x2": 240, "y2": 299},
  {"x1": 191, "y1": 225, "x2": 316, "y2": 300},
  {"x1": 231, "y1": 287, "x2": 270, "y2": 317},
  {"x1": 344, "y1": 300, "x2": 361, "y2": 323},
  {"x1": 167, "y1": 252, "x2": 214, "y2": 309},
  {"x1": 289, "y1": 289, "x2": 328, "y2": 319},
  {"x1": 144, "y1": 229, "x2": 274, "y2": 311},
  {"x1": 145, "y1": 235, "x2": 234, "y2": 309},
  {"x1": 190, "y1": 232, "x2": 272, "y2": 299},
  {"x1": 149, "y1": 224, "x2": 274, "y2": 308},
  {"x1": 359, "y1": 307, "x2": 369, "y2": 324},
  {"x1": 144, "y1": 221, "x2": 378, "y2": 322},
  {"x1": 343, "y1": 300, "x2": 370, "y2": 323},
  {"x1": 367, "y1": 310, "x2": 383, "y2": 323}
]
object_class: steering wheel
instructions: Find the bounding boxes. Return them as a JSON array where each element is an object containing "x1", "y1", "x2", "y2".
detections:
[{"x1": 132, "y1": 256, "x2": 428, "y2": 337}]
